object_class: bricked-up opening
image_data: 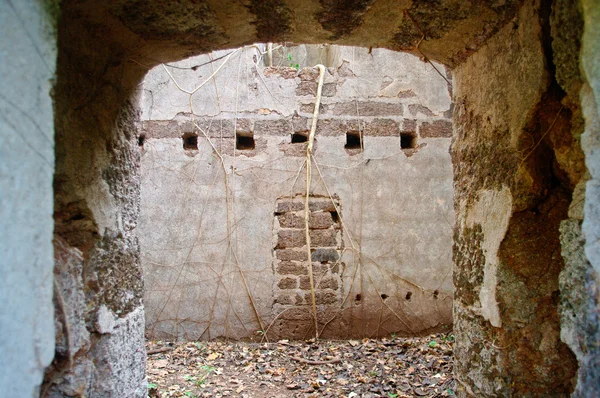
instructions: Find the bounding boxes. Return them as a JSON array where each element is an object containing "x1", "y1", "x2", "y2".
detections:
[
  {"x1": 182, "y1": 133, "x2": 198, "y2": 150},
  {"x1": 345, "y1": 131, "x2": 362, "y2": 150},
  {"x1": 236, "y1": 132, "x2": 255, "y2": 150},
  {"x1": 291, "y1": 132, "x2": 308, "y2": 143},
  {"x1": 400, "y1": 132, "x2": 416, "y2": 149}
]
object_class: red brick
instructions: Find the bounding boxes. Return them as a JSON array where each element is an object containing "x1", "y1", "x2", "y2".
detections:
[
  {"x1": 308, "y1": 200, "x2": 337, "y2": 212},
  {"x1": 276, "y1": 261, "x2": 308, "y2": 275},
  {"x1": 275, "y1": 295, "x2": 293, "y2": 305},
  {"x1": 276, "y1": 201, "x2": 304, "y2": 212},
  {"x1": 278, "y1": 277, "x2": 297, "y2": 289},
  {"x1": 330, "y1": 101, "x2": 404, "y2": 117},
  {"x1": 254, "y1": 120, "x2": 293, "y2": 136},
  {"x1": 420, "y1": 120, "x2": 453, "y2": 138},
  {"x1": 278, "y1": 213, "x2": 304, "y2": 228},
  {"x1": 277, "y1": 230, "x2": 306, "y2": 248},
  {"x1": 318, "y1": 277, "x2": 339, "y2": 290},
  {"x1": 408, "y1": 104, "x2": 435, "y2": 117},
  {"x1": 309, "y1": 212, "x2": 334, "y2": 229},
  {"x1": 309, "y1": 229, "x2": 337, "y2": 246},
  {"x1": 276, "y1": 249, "x2": 307, "y2": 262},
  {"x1": 363, "y1": 119, "x2": 399, "y2": 137}
]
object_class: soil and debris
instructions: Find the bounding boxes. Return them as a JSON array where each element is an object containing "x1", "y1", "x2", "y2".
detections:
[{"x1": 146, "y1": 333, "x2": 455, "y2": 398}]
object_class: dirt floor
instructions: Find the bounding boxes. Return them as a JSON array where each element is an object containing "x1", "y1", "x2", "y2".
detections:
[{"x1": 146, "y1": 333, "x2": 455, "y2": 398}]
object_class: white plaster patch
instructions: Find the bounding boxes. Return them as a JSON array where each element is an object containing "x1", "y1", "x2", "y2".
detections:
[
  {"x1": 466, "y1": 187, "x2": 513, "y2": 328},
  {"x1": 96, "y1": 305, "x2": 117, "y2": 334}
]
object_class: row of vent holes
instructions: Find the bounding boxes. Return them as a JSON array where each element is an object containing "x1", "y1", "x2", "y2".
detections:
[
  {"x1": 293, "y1": 131, "x2": 417, "y2": 150},
  {"x1": 353, "y1": 290, "x2": 439, "y2": 304},
  {"x1": 167, "y1": 131, "x2": 418, "y2": 151},
  {"x1": 181, "y1": 133, "x2": 256, "y2": 151}
]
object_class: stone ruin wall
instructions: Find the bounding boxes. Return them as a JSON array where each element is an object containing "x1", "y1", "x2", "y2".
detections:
[{"x1": 138, "y1": 45, "x2": 455, "y2": 341}]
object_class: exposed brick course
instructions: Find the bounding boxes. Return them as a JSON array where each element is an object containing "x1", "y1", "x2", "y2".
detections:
[
  {"x1": 278, "y1": 277, "x2": 298, "y2": 289},
  {"x1": 276, "y1": 261, "x2": 308, "y2": 275},
  {"x1": 330, "y1": 101, "x2": 403, "y2": 117},
  {"x1": 309, "y1": 229, "x2": 337, "y2": 246},
  {"x1": 420, "y1": 120, "x2": 453, "y2": 138},
  {"x1": 277, "y1": 230, "x2": 306, "y2": 248},
  {"x1": 276, "y1": 249, "x2": 307, "y2": 262},
  {"x1": 254, "y1": 120, "x2": 293, "y2": 136}
]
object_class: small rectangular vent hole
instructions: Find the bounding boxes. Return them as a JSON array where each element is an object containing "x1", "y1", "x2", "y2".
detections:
[
  {"x1": 400, "y1": 132, "x2": 416, "y2": 149},
  {"x1": 183, "y1": 133, "x2": 198, "y2": 150},
  {"x1": 291, "y1": 132, "x2": 308, "y2": 143},
  {"x1": 345, "y1": 131, "x2": 362, "y2": 150},
  {"x1": 236, "y1": 132, "x2": 255, "y2": 150}
]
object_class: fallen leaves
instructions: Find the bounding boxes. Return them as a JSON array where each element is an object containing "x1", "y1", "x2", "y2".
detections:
[{"x1": 146, "y1": 333, "x2": 455, "y2": 397}]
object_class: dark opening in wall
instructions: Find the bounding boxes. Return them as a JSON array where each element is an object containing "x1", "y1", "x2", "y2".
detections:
[
  {"x1": 405, "y1": 291, "x2": 412, "y2": 301},
  {"x1": 236, "y1": 132, "x2": 255, "y2": 150},
  {"x1": 400, "y1": 132, "x2": 416, "y2": 149},
  {"x1": 182, "y1": 133, "x2": 198, "y2": 150},
  {"x1": 381, "y1": 294, "x2": 389, "y2": 300},
  {"x1": 291, "y1": 132, "x2": 308, "y2": 143},
  {"x1": 433, "y1": 290, "x2": 439, "y2": 299},
  {"x1": 330, "y1": 210, "x2": 339, "y2": 223},
  {"x1": 355, "y1": 293, "x2": 362, "y2": 304},
  {"x1": 138, "y1": 134, "x2": 145, "y2": 147},
  {"x1": 345, "y1": 131, "x2": 362, "y2": 150}
]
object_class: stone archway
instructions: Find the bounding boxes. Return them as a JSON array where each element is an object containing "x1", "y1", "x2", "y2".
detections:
[{"x1": 37, "y1": 0, "x2": 600, "y2": 396}]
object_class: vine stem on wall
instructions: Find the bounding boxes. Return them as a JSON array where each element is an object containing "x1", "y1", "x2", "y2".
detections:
[{"x1": 305, "y1": 64, "x2": 326, "y2": 340}]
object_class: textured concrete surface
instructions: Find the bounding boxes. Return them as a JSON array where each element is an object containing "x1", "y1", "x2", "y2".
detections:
[
  {"x1": 452, "y1": 0, "x2": 588, "y2": 395},
  {"x1": 0, "y1": 0, "x2": 56, "y2": 396},
  {"x1": 139, "y1": 46, "x2": 454, "y2": 340}
]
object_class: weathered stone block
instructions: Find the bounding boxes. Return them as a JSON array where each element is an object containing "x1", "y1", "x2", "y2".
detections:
[
  {"x1": 299, "y1": 275, "x2": 311, "y2": 290},
  {"x1": 276, "y1": 201, "x2": 304, "y2": 212},
  {"x1": 299, "y1": 103, "x2": 329, "y2": 114},
  {"x1": 310, "y1": 212, "x2": 334, "y2": 229},
  {"x1": 276, "y1": 249, "x2": 308, "y2": 262},
  {"x1": 277, "y1": 277, "x2": 297, "y2": 289},
  {"x1": 277, "y1": 230, "x2": 306, "y2": 248},
  {"x1": 363, "y1": 119, "x2": 400, "y2": 137},
  {"x1": 420, "y1": 120, "x2": 452, "y2": 138},
  {"x1": 309, "y1": 229, "x2": 337, "y2": 246},
  {"x1": 319, "y1": 277, "x2": 339, "y2": 290},
  {"x1": 408, "y1": 104, "x2": 435, "y2": 117},
  {"x1": 275, "y1": 295, "x2": 293, "y2": 305},
  {"x1": 305, "y1": 291, "x2": 338, "y2": 305},
  {"x1": 330, "y1": 101, "x2": 404, "y2": 117},
  {"x1": 311, "y1": 248, "x2": 339, "y2": 262},
  {"x1": 292, "y1": 117, "x2": 309, "y2": 132},
  {"x1": 277, "y1": 213, "x2": 304, "y2": 228},
  {"x1": 299, "y1": 67, "x2": 319, "y2": 81},
  {"x1": 254, "y1": 120, "x2": 292, "y2": 136},
  {"x1": 308, "y1": 200, "x2": 337, "y2": 212},
  {"x1": 315, "y1": 119, "x2": 361, "y2": 136},
  {"x1": 295, "y1": 82, "x2": 336, "y2": 97},
  {"x1": 276, "y1": 261, "x2": 308, "y2": 275},
  {"x1": 235, "y1": 118, "x2": 252, "y2": 133},
  {"x1": 263, "y1": 67, "x2": 297, "y2": 79},
  {"x1": 402, "y1": 119, "x2": 417, "y2": 132}
]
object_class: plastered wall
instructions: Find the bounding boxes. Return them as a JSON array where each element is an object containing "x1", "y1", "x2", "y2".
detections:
[
  {"x1": 0, "y1": 1, "x2": 56, "y2": 396},
  {"x1": 138, "y1": 45, "x2": 455, "y2": 341}
]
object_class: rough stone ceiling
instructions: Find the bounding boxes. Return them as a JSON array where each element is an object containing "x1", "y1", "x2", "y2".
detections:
[{"x1": 70, "y1": 0, "x2": 522, "y2": 67}]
